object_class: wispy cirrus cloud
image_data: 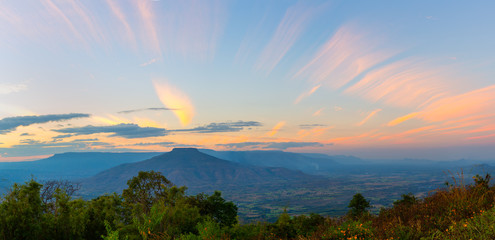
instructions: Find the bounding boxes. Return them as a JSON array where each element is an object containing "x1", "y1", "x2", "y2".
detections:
[
  {"x1": 105, "y1": 0, "x2": 136, "y2": 47},
  {"x1": 299, "y1": 124, "x2": 327, "y2": 129},
  {"x1": 172, "y1": 121, "x2": 261, "y2": 133},
  {"x1": 255, "y1": 2, "x2": 321, "y2": 73},
  {"x1": 140, "y1": 58, "x2": 159, "y2": 67},
  {"x1": 118, "y1": 107, "x2": 176, "y2": 114},
  {"x1": 217, "y1": 141, "x2": 325, "y2": 150},
  {"x1": 344, "y1": 58, "x2": 453, "y2": 108},
  {"x1": 295, "y1": 23, "x2": 400, "y2": 89},
  {"x1": 357, "y1": 109, "x2": 382, "y2": 126},
  {"x1": 134, "y1": 0, "x2": 226, "y2": 59},
  {"x1": 267, "y1": 121, "x2": 286, "y2": 136},
  {"x1": 294, "y1": 84, "x2": 321, "y2": 104},
  {"x1": 0, "y1": 83, "x2": 27, "y2": 94},
  {"x1": 388, "y1": 85, "x2": 495, "y2": 127},
  {"x1": 135, "y1": 0, "x2": 161, "y2": 55},
  {"x1": 0, "y1": 113, "x2": 90, "y2": 134},
  {"x1": 54, "y1": 123, "x2": 167, "y2": 139}
]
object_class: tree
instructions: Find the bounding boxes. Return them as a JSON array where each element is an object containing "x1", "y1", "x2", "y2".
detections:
[
  {"x1": 122, "y1": 171, "x2": 173, "y2": 215},
  {"x1": 348, "y1": 193, "x2": 370, "y2": 218},
  {"x1": 41, "y1": 179, "x2": 80, "y2": 214},
  {"x1": 0, "y1": 180, "x2": 44, "y2": 240},
  {"x1": 188, "y1": 191, "x2": 238, "y2": 227},
  {"x1": 393, "y1": 193, "x2": 417, "y2": 206}
]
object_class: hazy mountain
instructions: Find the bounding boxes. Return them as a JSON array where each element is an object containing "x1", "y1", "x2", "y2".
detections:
[
  {"x1": 198, "y1": 149, "x2": 342, "y2": 173},
  {"x1": 0, "y1": 152, "x2": 163, "y2": 181},
  {"x1": 300, "y1": 153, "x2": 367, "y2": 165},
  {"x1": 81, "y1": 148, "x2": 320, "y2": 196}
]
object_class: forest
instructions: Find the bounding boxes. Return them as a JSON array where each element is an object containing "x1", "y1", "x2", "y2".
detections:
[{"x1": 1, "y1": 170, "x2": 494, "y2": 240}]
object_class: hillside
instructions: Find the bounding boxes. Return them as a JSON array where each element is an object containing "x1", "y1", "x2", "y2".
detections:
[{"x1": 80, "y1": 148, "x2": 320, "y2": 196}]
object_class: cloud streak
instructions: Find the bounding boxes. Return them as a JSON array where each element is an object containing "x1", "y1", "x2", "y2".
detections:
[
  {"x1": 54, "y1": 123, "x2": 167, "y2": 139},
  {"x1": 0, "y1": 113, "x2": 90, "y2": 134},
  {"x1": 217, "y1": 141, "x2": 325, "y2": 150},
  {"x1": 118, "y1": 107, "x2": 176, "y2": 114},
  {"x1": 295, "y1": 23, "x2": 399, "y2": 89},
  {"x1": 255, "y1": 2, "x2": 320, "y2": 73},
  {"x1": 0, "y1": 83, "x2": 27, "y2": 94},
  {"x1": 294, "y1": 84, "x2": 321, "y2": 104},
  {"x1": 172, "y1": 121, "x2": 261, "y2": 133},
  {"x1": 267, "y1": 121, "x2": 286, "y2": 136},
  {"x1": 357, "y1": 109, "x2": 382, "y2": 126}
]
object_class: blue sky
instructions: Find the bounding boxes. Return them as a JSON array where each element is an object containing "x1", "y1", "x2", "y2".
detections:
[{"x1": 1, "y1": 0, "x2": 494, "y2": 161}]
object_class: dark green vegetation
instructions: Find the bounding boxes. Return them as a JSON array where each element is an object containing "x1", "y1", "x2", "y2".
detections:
[{"x1": 2, "y1": 171, "x2": 495, "y2": 239}]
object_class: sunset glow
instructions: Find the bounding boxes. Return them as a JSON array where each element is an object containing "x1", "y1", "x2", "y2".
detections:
[{"x1": 1, "y1": 1, "x2": 494, "y2": 160}]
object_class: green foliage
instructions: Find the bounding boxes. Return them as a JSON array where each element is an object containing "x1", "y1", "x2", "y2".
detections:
[
  {"x1": 2, "y1": 170, "x2": 495, "y2": 240},
  {"x1": 424, "y1": 206, "x2": 495, "y2": 240},
  {"x1": 348, "y1": 193, "x2": 370, "y2": 218},
  {"x1": 322, "y1": 220, "x2": 374, "y2": 239},
  {"x1": 393, "y1": 193, "x2": 418, "y2": 206},
  {"x1": 85, "y1": 193, "x2": 124, "y2": 240},
  {"x1": 0, "y1": 180, "x2": 44, "y2": 240},
  {"x1": 122, "y1": 170, "x2": 173, "y2": 215},
  {"x1": 188, "y1": 191, "x2": 238, "y2": 228},
  {"x1": 102, "y1": 220, "x2": 128, "y2": 240},
  {"x1": 292, "y1": 213, "x2": 325, "y2": 236}
]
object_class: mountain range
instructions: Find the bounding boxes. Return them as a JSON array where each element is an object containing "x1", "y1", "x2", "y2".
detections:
[{"x1": 80, "y1": 148, "x2": 320, "y2": 196}]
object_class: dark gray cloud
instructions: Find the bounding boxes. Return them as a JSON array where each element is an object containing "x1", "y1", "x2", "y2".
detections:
[
  {"x1": 53, "y1": 134, "x2": 73, "y2": 139},
  {"x1": 118, "y1": 107, "x2": 176, "y2": 114},
  {"x1": 0, "y1": 139, "x2": 115, "y2": 157},
  {"x1": 217, "y1": 142, "x2": 265, "y2": 149},
  {"x1": 263, "y1": 142, "x2": 326, "y2": 150},
  {"x1": 71, "y1": 138, "x2": 99, "y2": 143},
  {"x1": 54, "y1": 123, "x2": 167, "y2": 139},
  {"x1": 172, "y1": 121, "x2": 261, "y2": 133},
  {"x1": 0, "y1": 113, "x2": 90, "y2": 134},
  {"x1": 217, "y1": 141, "x2": 326, "y2": 150},
  {"x1": 133, "y1": 142, "x2": 176, "y2": 146},
  {"x1": 299, "y1": 124, "x2": 327, "y2": 129}
]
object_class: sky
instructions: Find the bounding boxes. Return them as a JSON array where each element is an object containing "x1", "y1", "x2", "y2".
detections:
[{"x1": 1, "y1": 0, "x2": 494, "y2": 161}]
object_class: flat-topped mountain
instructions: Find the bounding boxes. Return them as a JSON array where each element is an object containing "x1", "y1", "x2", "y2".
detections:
[{"x1": 80, "y1": 148, "x2": 320, "y2": 196}]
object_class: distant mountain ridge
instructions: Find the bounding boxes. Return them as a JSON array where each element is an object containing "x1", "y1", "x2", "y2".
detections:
[
  {"x1": 199, "y1": 149, "x2": 349, "y2": 173},
  {"x1": 80, "y1": 148, "x2": 320, "y2": 196},
  {"x1": 0, "y1": 152, "x2": 163, "y2": 183}
]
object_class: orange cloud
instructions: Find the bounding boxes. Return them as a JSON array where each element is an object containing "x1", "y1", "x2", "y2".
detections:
[
  {"x1": 419, "y1": 85, "x2": 495, "y2": 122},
  {"x1": 313, "y1": 108, "x2": 324, "y2": 116},
  {"x1": 388, "y1": 112, "x2": 419, "y2": 126},
  {"x1": 295, "y1": 84, "x2": 321, "y2": 104},
  {"x1": 153, "y1": 79, "x2": 195, "y2": 126},
  {"x1": 295, "y1": 23, "x2": 399, "y2": 89},
  {"x1": 0, "y1": 154, "x2": 53, "y2": 162},
  {"x1": 345, "y1": 58, "x2": 454, "y2": 108},
  {"x1": 267, "y1": 121, "x2": 286, "y2": 136},
  {"x1": 357, "y1": 109, "x2": 382, "y2": 126}
]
